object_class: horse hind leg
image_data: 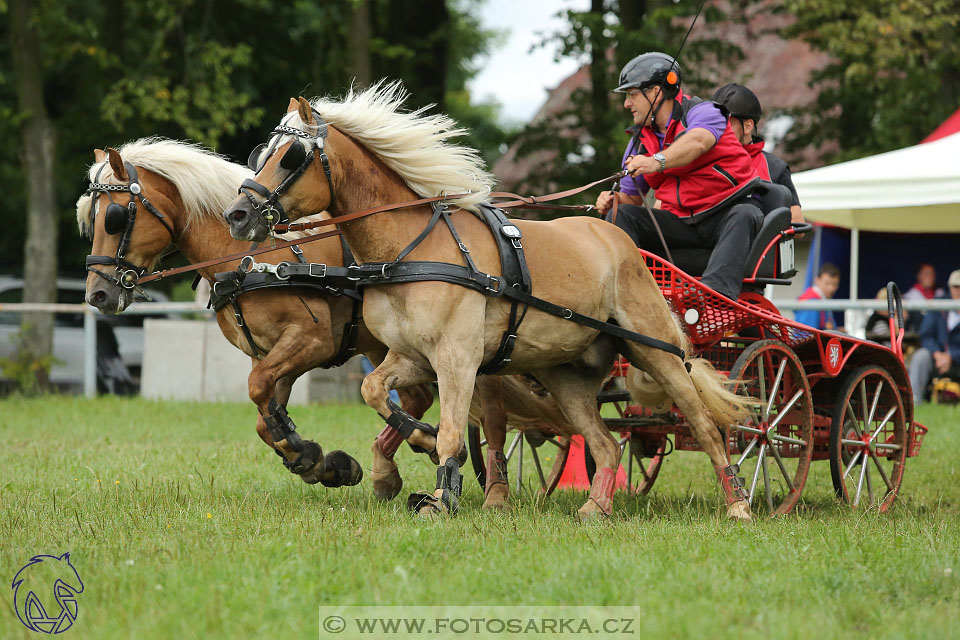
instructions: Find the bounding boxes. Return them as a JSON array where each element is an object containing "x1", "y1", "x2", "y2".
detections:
[
  {"x1": 531, "y1": 365, "x2": 621, "y2": 520},
  {"x1": 370, "y1": 383, "x2": 434, "y2": 501},
  {"x1": 477, "y1": 376, "x2": 509, "y2": 510}
]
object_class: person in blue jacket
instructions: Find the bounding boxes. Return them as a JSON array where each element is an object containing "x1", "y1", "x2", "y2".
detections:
[{"x1": 908, "y1": 269, "x2": 960, "y2": 403}]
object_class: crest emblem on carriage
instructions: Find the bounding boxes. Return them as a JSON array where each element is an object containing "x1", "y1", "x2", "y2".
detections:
[
  {"x1": 825, "y1": 338, "x2": 843, "y2": 376},
  {"x1": 11, "y1": 553, "x2": 84, "y2": 634}
]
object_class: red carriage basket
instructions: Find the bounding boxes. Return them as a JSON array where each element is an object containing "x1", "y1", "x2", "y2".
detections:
[{"x1": 468, "y1": 206, "x2": 926, "y2": 515}]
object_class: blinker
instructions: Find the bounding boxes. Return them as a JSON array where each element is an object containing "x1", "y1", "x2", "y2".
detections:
[
  {"x1": 280, "y1": 141, "x2": 306, "y2": 171},
  {"x1": 104, "y1": 202, "x2": 129, "y2": 235},
  {"x1": 247, "y1": 143, "x2": 266, "y2": 172}
]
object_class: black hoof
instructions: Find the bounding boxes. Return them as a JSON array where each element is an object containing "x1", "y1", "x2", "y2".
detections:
[{"x1": 319, "y1": 450, "x2": 364, "y2": 488}]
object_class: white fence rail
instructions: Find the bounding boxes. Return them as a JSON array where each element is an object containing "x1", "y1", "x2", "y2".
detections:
[{"x1": 3, "y1": 298, "x2": 960, "y2": 398}]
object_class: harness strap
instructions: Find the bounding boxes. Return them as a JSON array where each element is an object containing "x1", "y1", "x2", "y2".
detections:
[{"x1": 230, "y1": 297, "x2": 265, "y2": 358}]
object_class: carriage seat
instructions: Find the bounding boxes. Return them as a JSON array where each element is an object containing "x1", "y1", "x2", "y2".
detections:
[{"x1": 668, "y1": 182, "x2": 796, "y2": 284}]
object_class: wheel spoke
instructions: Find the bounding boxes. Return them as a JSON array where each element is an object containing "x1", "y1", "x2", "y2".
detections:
[
  {"x1": 757, "y1": 352, "x2": 767, "y2": 408},
  {"x1": 865, "y1": 458, "x2": 875, "y2": 504},
  {"x1": 529, "y1": 443, "x2": 547, "y2": 490},
  {"x1": 874, "y1": 442, "x2": 902, "y2": 451},
  {"x1": 734, "y1": 424, "x2": 764, "y2": 435},
  {"x1": 504, "y1": 432, "x2": 522, "y2": 461},
  {"x1": 736, "y1": 434, "x2": 760, "y2": 466},
  {"x1": 480, "y1": 439, "x2": 487, "y2": 447},
  {"x1": 854, "y1": 450, "x2": 869, "y2": 507},
  {"x1": 516, "y1": 436, "x2": 524, "y2": 493},
  {"x1": 769, "y1": 433, "x2": 808, "y2": 447},
  {"x1": 764, "y1": 359, "x2": 787, "y2": 421},
  {"x1": 767, "y1": 441, "x2": 795, "y2": 491},
  {"x1": 845, "y1": 402, "x2": 863, "y2": 437},
  {"x1": 546, "y1": 437, "x2": 562, "y2": 448},
  {"x1": 767, "y1": 389, "x2": 805, "y2": 430},
  {"x1": 869, "y1": 407, "x2": 898, "y2": 443},
  {"x1": 762, "y1": 446, "x2": 774, "y2": 512},
  {"x1": 843, "y1": 450, "x2": 864, "y2": 479},
  {"x1": 749, "y1": 444, "x2": 766, "y2": 506},
  {"x1": 867, "y1": 380, "x2": 884, "y2": 427},
  {"x1": 859, "y1": 379, "x2": 869, "y2": 434},
  {"x1": 869, "y1": 450, "x2": 893, "y2": 492}
]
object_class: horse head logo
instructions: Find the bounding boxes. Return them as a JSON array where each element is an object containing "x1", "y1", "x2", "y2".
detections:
[{"x1": 11, "y1": 553, "x2": 84, "y2": 634}]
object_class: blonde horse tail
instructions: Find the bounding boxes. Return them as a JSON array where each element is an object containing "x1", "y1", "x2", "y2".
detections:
[{"x1": 624, "y1": 317, "x2": 753, "y2": 429}]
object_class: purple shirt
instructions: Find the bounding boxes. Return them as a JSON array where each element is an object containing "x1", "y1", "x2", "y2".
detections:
[{"x1": 619, "y1": 101, "x2": 727, "y2": 196}]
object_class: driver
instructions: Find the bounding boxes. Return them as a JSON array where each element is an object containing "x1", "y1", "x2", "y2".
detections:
[{"x1": 595, "y1": 52, "x2": 763, "y2": 301}]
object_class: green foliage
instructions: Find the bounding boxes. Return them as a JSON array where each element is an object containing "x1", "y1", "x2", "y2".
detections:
[
  {"x1": 0, "y1": 0, "x2": 510, "y2": 290},
  {"x1": 508, "y1": 0, "x2": 744, "y2": 200},
  {"x1": 0, "y1": 325, "x2": 60, "y2": 395},
  {"x1": 783, "y1": 0, "x2": 960, "y2": 162}
]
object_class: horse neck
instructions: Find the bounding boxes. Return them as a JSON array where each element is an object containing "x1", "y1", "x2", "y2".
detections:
[
  {"x1": 327, "y1": 130, "x2": 437, "y2": 263},
  {"x1": 176, "y1": 215, "x2": 256, "y2": 280}
]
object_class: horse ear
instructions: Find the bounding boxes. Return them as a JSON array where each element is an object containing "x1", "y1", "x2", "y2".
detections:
[
  {"x1": 286, "y1": 97, "x2": 300, "y2": 113},
  {"x1": 94, "y1": 148, "x2": 107, "y2": 163},
  {"x1": 298, "y1": 96, "x2": 316, "y2": 126},
  {"x1": 107, "y1": 148, "x2": 127, "y2": 181}
]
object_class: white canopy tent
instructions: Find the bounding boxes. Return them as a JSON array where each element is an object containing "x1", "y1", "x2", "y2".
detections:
[{"x1": 791, "y1": 131, "x2": 960, "y2": 313}]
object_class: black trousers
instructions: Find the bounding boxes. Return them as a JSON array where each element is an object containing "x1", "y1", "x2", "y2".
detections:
[{"x1": 605, "y1": 199, "x2": 763, "y2": 300}]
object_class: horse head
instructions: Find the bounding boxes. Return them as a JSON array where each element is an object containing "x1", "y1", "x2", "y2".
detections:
[{"x1": 224, "y1": 96, "x2": 336, "y2": 242}]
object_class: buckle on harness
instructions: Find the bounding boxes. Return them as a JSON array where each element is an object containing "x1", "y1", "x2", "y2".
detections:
[
  {"x1": 346, "y1": 264, "x2": 361, "y2": 282},
  {"x1": 308, "y1": 263, "x2": 327, "y2": 278},
  {"x1": 239, "y1": 255, "x2": 255, "y2": 274},
  {"x1": 486, "y1": 276, "x2": 504, "y2": 294},
  {"x1": 275, "y1": 261, "x2": 291, "y2": 280}
]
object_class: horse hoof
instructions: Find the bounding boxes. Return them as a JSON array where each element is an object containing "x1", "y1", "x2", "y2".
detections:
[
  {"x1": 482, "y1": 482, "x2": 509, "y2": 510},
  {"x1": 319, "y1": 451, "x2": 364, "y2": 488},
  {"x1": 576, "y1": 498, "x2": 611, "y2": 521},
  {"x1": 299, "y1": 458, "x2": 327, "y2": 485},
  {"x1": 726, "y1": 500, "x2": 753, "y2": 522},
  {"x1": 372, "y1": 467, "x2": 403, "y2": 501},
  {"x1": 407, "y1": 489, "x2": 455, "y2": 518}
]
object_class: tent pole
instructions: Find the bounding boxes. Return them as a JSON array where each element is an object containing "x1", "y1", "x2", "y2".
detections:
[{"x1": 847, "y1": 227, "x2": 860, "y2": 335}]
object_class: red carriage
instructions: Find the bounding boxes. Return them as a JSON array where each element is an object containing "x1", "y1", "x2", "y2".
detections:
[{"x1": 470, "y1": 207, "x2": 927, "y2": 515}]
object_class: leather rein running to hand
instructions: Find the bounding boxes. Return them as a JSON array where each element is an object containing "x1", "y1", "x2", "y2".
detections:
[{"x1": 133, "y1": 170, "x2": 627, "y2": 286}]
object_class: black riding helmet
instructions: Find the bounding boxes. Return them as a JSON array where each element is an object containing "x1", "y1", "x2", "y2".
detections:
[
  {"x1": 711, "y1": 83, "x2": 762, "y2": 123},
  {"x1": 614, "y1": 52, "x2": 682, "y2": 98}
]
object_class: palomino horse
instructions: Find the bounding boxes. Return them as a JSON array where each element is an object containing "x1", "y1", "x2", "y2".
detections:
[
  {"x1": 77, "y1": 139, "x2": 441, "y2": 496},
  {"x1": 223, "y1": 84, "x2": 754, "y2": 520}
]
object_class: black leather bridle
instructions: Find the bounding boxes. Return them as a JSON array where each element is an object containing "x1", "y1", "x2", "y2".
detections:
[
  {"x1": 239, "y1": 110, "x2": 336, "y2": 229},
  {"x1": 84, "y1": 162, "x2": 177, "y2": 290}
]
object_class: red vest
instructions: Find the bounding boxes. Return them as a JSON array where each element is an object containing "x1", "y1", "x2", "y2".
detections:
[
  {"x1": 744, "y1": 139, "x2": 771, "y2": 180},
  {"x1": 637, "y1": 96, "x2": 759, "y2": 218}
]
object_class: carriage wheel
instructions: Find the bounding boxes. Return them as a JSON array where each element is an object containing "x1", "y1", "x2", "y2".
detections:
[
  {"x1": 829, "y1": 366, "x2": 907, "y2": 512},
  {"x1": 728, "y1": 340, "x2": 814, "y2": 516},
  {"x1": 466, "y1": 423, "x2": 569, "y2": 496}
]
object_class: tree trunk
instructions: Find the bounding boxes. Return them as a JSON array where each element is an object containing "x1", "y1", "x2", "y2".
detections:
[
  {"x1": 10, "y1": 0, "x2": 58, "y2": 389},
  {"x1": 346, "y1": 0, "x2": 372, "y2": 87}
]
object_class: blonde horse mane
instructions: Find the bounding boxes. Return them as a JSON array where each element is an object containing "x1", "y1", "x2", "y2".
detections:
[
  {"x1": 272, "y1": 81, "x2": 495, "y2": 213},
  {"x1": 75, "y1": 137, "x2": 251, "y2": 235}
]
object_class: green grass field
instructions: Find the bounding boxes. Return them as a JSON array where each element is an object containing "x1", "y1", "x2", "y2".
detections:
[{"x1": 1, "y1": 396, "x2": 958, "y2": 639}]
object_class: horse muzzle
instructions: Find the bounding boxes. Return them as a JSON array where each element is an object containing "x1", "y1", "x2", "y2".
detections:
[{"x1": 223, "y1": 198, "x2": 270, "y2": 242}]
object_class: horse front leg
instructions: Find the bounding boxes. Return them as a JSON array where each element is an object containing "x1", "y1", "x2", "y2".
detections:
[
  {"x1": 404, "y1": 340, "x2": 482, "y2": 518},
  {"x1": 249, "y1": 332, "x2": 362, "y2": 488}
]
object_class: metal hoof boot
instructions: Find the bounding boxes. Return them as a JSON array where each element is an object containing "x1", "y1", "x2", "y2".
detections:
[
  {"x1": 263, "y1": 399, "x2": 324, "y2": 483},
  {"x1": 380, "y1": 399, "x2": 440, "y2": 461},
  {"x1": 319, "y1": 450, "x2": 364, "y2": 488},
  {"x1": 715, "y1": 463, "x2": 753, "y2": 522},
  {"x1": 407, "y1": 458, "x2": 462, "y2": 519}
]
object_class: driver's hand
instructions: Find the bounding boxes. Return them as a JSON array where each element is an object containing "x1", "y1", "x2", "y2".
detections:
[{"x1": 595, "y1": 190, "x2": 615, "y2": 215}]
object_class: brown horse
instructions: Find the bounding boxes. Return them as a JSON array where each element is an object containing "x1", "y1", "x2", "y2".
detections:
[
  {"x1": 223, "y1": 84, "x2": 754, "y2": 520},
  {"x1": 77, "y1": 138, "x2": 440, "y2": 497}
]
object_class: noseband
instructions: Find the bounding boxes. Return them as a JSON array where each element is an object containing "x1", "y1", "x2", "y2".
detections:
[
  {"x1": 85, "y1": 162, "x2": 176, "y2": 290},
  {"x1": 239, "y1": 110, "x2": 336, "y2": 229}
]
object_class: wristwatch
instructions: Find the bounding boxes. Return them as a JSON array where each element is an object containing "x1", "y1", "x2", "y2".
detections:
[{"x1": 653, "y1": 152, "x2": 666, "y2": 173}]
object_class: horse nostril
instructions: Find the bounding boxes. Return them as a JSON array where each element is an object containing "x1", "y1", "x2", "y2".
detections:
[
  {"x1": 231, "y1": 210, "x2": 246, "y2": 223},
  {"x1": 89, "y1": 290, "x2": 106, "y2": 306}
]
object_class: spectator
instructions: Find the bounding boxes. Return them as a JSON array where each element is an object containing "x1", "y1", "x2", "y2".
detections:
[
  {"x1": 908, "y1": 269, "x2": 960, "y2": 404},
  {"x1": 865, "y1": 287, "x2": 909, "y2": 347},
  {"x1": 903, "y1": 263, "x2": 945, "y2": 332},
  {"x1": 795, "y1": 263, "x2": 842, "y2": 331}
]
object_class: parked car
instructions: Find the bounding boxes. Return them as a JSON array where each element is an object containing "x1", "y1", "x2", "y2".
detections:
[{"x1": 0, "y1": 276, "x2": 171, "y2": 393}]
